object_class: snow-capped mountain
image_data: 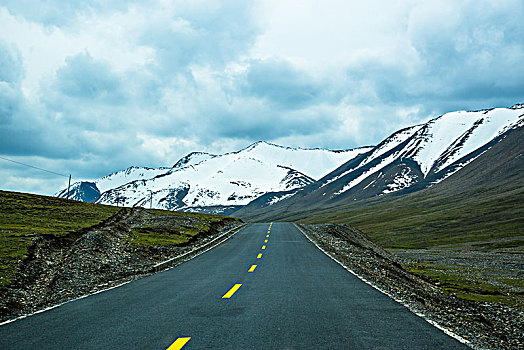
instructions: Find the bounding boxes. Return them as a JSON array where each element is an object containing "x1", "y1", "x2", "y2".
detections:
[
  {"x1": 57, "y1": 142, "x2": 371, "y2": 213},
  {"x1": 58, "y1": 105, "x2": 523, "y2": 216},
  {"x1": 55, "y1": 166, "x2": 170, "y2": 201},
  {"x1": 330, "y1": 105, "x2": 523, "y2": 198},
  {"x1": 236, "y1": 105, "x2": 523, "y2": 216}
]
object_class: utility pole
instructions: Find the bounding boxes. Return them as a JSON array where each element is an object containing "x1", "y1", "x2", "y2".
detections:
[{"x1": 66, "y1": 174, "x2": 71, "y2": 199}]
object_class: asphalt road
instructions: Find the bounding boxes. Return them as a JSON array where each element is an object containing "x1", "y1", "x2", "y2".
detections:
[{"x1": 0, "y1": 222, "x2": 468, "y2": 349}]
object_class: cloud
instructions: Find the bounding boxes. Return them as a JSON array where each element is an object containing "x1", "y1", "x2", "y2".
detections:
[
  {"x1": 245, "y1": 59, "x2": 325, "y2": 109},
  {"x1": 0, "y1": 0, "x2": 523, "y2": 196},
  {"x1": 1, "y1": 0, "x2": 132, "y2": 27},
  {"x1": 55, "y1": 53, "x2": 126, "y2": 103},
  {"x1": 0, "y1": 41, "x2": 23, "y2": 124},
  {"x1": 0, "y1": 40, "x2": 23, "y2": 84},
  {"x1": 137, "y1": 1, "x2": 257, "y2": 76}
]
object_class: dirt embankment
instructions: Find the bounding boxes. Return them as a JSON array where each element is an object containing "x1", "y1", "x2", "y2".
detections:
[
  {"x1": 298, "y1": 224, "x2": 523, "y2": 350},
  {"x1": 0, "y1": 208, "x2": 243, "y2": 322}
]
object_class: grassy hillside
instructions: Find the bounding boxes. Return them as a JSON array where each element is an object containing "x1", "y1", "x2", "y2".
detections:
[
  {"x1": 0, "y1": 190, "x2": 120, "y2": 286},
  {"x1": 294, "y1": 184, "x2": 523, "y2": 250},
  {"x1": 239, "y1": 182, "x2": 523, "y2": 250},
  {"x1": 0, "y1": 190, "x2": 240, "y2": 287},
  {"x1": 127, "y1": 208, "x2": 239, "y2": 247}
]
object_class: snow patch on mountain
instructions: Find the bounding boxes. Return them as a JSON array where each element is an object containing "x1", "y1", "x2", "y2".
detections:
[
  {"x1": 413, "y1": 108, "x2": 523, "y2": 176},
  {"x1": 61, "y1": 141, "x2": 369, "y2": 210},
  {"x1": 96, "y1": 166, "x2": 171, "y2": 193},
  {"x1": 335, "y1": 152, "x2": 399, "y2": 195},
  {"x1": 172, "y1": 152, "x2": 216, "y2": 169},
  {"x1": 361, "y1": 125, "x2": 422, "y2": 168},
  {"x1": 334, "y1": 106, "x2": 523, "y2": 196},
  {"x1": 382, "y1": 168, "x2": 418, "y2": 194},
  {"x1": 267, "y1": 192, "x2": 297, "y2": 205}
]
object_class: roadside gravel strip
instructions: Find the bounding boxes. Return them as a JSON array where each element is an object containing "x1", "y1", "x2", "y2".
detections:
[
  {"x1": 297, "y1": 223, "x2": 524, "y2": 350},
  {"x1": 0, "y1": 208, "x2": 245, "y2": 324}
]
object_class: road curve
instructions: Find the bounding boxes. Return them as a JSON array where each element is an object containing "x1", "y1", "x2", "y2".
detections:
[{"x1": 0, "y1": 222, "x2": 467, "y2": 349}]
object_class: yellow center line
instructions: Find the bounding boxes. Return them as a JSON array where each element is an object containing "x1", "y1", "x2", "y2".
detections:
[
  {"x1": 257, "y1": 253, "x2": 262, "y2": 258},
  {"x1": 262, "y1": 245, "x2": 266, "y2": 249},
  {"x1": 222, "y1": 284, "x2": 242, "y2": 299},
  {"x1": 264, "y1": 239, "x2": 268, "y2": 243},
  {"x1": 248, "y1": 264, "x2": 257, "y2": 272},
  {"x1": 167, "y1": 337, "x2": 191, "y2": 350},
  {"x1": 266, "y1": 234, "x2": 269, "y2": 237}
]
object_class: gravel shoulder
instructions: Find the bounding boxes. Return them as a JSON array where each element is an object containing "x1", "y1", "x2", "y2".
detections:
[
  {"x1": 298, "y1": 223, "x2": 524, "y2": 350},
  {"x1": 0, "y1": 207, "x2": 244, "y2": 323}
]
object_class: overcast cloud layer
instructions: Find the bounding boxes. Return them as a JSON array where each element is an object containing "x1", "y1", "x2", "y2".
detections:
[{"x1": 1, "y1": 0, "x2": 523, "y2": 195}]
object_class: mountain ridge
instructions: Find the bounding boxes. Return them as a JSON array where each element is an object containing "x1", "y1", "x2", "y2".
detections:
[
  {"x1": 234, "y1": 105, "x2": 523, "y2": 218},
  {"x1": 57, "y1": 141, "x2": 371, "y2": 213},
  {"x1": 57, "y1": 104, "x2": 523, "y2": 216}
]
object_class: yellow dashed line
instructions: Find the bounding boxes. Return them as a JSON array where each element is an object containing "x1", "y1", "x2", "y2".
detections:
[
  {"x1": 257, "y1": 253, "x2": 262, "y2": 259},
  {"x1": 248, "y1": 265, "x2": 257, "y2": 272},
  {"x1": 167, "y1": 337, "x2": 191, "y2": 350},
  {"x1": 266, "y1": 234, "x2": 269, "y2": 238},
  {"x1": 264, "y1": 239, "x2": 268, "y2": 243},
  {"x1": 222, "y1": 284, "x2": 242, "y2": 299},
  {"x1": 262, "y1": 245, "x2": 266, "y2": 250}
]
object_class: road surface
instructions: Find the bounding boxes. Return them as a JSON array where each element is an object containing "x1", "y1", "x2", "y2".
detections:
[{"x1": 0, "y1": 222, "x2": 467, "y2": 349}]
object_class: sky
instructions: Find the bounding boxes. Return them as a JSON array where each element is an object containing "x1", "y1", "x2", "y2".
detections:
[{"x1": 1, "y1": 0, "x2": 523, "y2": 195}]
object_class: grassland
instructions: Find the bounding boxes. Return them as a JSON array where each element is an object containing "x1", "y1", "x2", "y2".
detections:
[
  {"x1": 404, "y1": 261, "x2": 523, "y2": 308},
  {"x1": 0, "y1": 190, "x2": 240, "y2": 287},
  {"x1": 128, "y1": 209, "x2": 238, "y2": 247},
  {"x1": 270, "y1": 182, "x2": 523, "y2": 250},
  {"x1": 0, "y1": 190, "x2": 120, "y2": 286}
]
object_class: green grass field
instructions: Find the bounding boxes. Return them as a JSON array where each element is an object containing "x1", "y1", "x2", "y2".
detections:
[
  {"x1": 128, "y1": 209, "x2": 237, "y2": 247},
  {"x1": 293, "y1": 185, "x2": 523, "y2": 250},
  {"x1": 404, "y1": 261, "x2": 523, "y2": 308},
  {"x1": 0, "y1": 190, "x2": 240, "y2": 287},
  {"x1": 0, "y1": 190, "x2": 120, "y2": 286}
]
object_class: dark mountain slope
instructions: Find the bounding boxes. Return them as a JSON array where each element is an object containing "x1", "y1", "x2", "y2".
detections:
[
  {"x1": 235, "y1": 107, "x2": 523, "y2": 224},
  {"x1": 235, "y1": 126, "x2": 524, "y2": 249}
]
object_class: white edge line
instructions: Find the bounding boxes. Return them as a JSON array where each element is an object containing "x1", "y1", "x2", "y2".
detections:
[
  {"x1": 153, "y1": 224, "x2": 246, "y2": 269},
  {"x1": 294, "y1": 224, "x2": 472, "y2": 348},
  {"x1": 0, "y1": 224, "x2": 246, "y2": 327},
  {"x1": 0, "y1": 281, "x2": 130, "y2": 326}
]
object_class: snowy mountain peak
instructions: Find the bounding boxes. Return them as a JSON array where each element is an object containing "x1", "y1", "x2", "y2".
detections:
[
  {"x1": 57, "y1": 141, "x2": 369, "y2": 212},
  {"x1": 329, "y1": 106, "x2": 523, "y2": 198},
  {"x1": 241, "y1": 141, "x2": 274, "y2": 151},
  {"x1": 56, "y1": 105, "x2": 522, "y2": 214},
  {"x1": 173, "y1": 152, "x2": 216, "y2": 169}
]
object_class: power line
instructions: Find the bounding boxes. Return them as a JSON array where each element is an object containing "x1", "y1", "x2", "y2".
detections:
[{"x1": 0, "y1": 155, "x2": 79, "y2": 181}]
